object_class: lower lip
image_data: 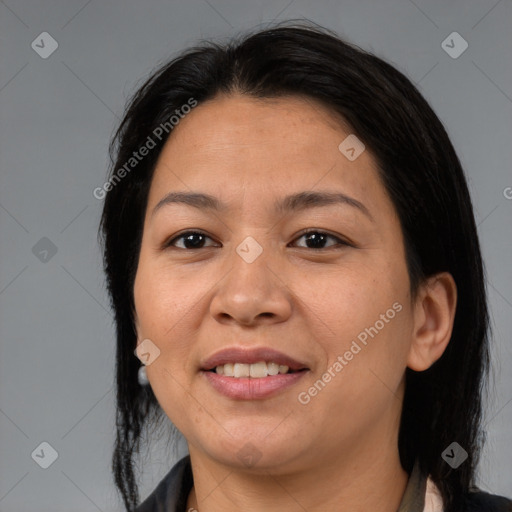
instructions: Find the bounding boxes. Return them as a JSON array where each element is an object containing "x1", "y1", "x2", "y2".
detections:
[{"x1": 202, "y1": 370, "x2": 308, "y2": 400}]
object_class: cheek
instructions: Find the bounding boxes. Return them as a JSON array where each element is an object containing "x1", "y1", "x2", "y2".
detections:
[
  {"x1": 134, "y1": 260, "x2": 202, "y2": 426},
  {"x1": 300, "y1": 309, "x2": 411, "y2": 441},
  {"x1": 308, "y1": 264, "x2": 404, "y2": 340},
  {"x1": 307, "y1": 261, "x2": 411, "y2": 388},
  {"x1": 133, "y1": 259, "x2": 186, "y2": 377},
  {"x1": 134, "y1": 253, "x2": 193, "y2": 335}
]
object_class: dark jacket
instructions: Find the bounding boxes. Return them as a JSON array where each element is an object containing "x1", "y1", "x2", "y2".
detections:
[{"x1": 135, "y1": 455, "x2": 512, "y2": 512}]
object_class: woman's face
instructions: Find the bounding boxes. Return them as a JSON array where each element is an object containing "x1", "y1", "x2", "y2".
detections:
[{"x1": 133, "y1": 94, "x2": 416, "y2": 473}]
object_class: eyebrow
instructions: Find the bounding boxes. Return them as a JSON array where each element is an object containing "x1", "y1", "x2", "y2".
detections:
[{"x1": 151, "y1": 190, "x2": 373, "y2": 221}]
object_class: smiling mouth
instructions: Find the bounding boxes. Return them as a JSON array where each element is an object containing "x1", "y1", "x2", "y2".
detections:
[
  {"x1": 203, "y1": 363, "x2": 309, "y2": 400},
  {"x1": 206, "y1": 361, "x2": 308, "y2": 378}
]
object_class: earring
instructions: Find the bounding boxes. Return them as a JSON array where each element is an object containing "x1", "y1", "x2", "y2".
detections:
[{"x1": 138, "y1": 365, "x2": 149, "y2": 386}]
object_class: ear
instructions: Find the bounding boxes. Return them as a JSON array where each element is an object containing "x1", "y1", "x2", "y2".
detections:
[{"x1": 407, "y1": 272, "x2": 457, "y2": 371}]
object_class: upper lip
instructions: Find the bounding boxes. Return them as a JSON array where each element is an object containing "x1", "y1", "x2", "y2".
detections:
[{"x1": 200, "y1": 347, "x2": 309, "y2": 371}]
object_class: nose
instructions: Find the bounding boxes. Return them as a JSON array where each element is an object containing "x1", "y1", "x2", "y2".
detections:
[{"x1": 209, "y1": 242, "x2": 292, "y2": 327}]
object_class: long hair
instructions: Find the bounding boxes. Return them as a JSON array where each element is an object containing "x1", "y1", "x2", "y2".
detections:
[{"x1": 99, "y1": 21, "x2": 490, "y2": 511}]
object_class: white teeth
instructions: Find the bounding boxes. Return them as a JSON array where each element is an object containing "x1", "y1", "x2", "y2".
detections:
[
  {"x1": 267, "y1": 362, "x2": 279, "y2": 375},
  {"x1": 213, "y1": 361, "x2": 293, "y2": 378},
  {"x1": 233, "y1": 363, "x2": 250, "y2": 378},
  {"x1": 249, "y1": 361, "x2": 267, "y2": 378}
]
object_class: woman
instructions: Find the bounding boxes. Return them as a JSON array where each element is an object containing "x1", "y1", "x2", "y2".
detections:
[{"x1": 99, "y1": 22, "x2": 512, "y2": 512}]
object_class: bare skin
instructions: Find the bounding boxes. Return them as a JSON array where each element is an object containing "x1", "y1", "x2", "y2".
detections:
[{"x1": 133, "y1": 94, "x2": 457, "y2": 511}]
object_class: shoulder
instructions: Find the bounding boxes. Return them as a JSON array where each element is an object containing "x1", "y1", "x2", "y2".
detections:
[
  {"x1": 463, "y1": 490, "x2": 512, "y2": 512},
  {"x1": 425, "y1": 475, "x2": 512, "y2": 512},
  {"x1": 135, "y1": 455, "x2": 193, "y2": 512}
]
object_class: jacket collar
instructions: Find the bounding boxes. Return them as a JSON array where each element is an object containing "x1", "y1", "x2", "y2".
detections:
[{"x1": 136, "y1": 455, "x2": 432, "y2": 511}]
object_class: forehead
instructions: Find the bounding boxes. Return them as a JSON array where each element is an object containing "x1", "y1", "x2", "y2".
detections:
[
  {"x1": 166, "y1": 93, "x2": 351, "y2": 155},
  {"x1": 147, "y1": 93, "x2": 386, "y2": 217}
]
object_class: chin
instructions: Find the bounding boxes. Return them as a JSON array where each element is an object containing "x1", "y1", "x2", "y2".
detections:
[{"x1": 198, "y1": 431, "x2": 304, "y2": 473}]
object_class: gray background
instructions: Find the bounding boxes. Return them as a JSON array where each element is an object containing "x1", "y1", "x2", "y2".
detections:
[{"x1": 0, "y1": 0, "x2": 511, "y2": 510}]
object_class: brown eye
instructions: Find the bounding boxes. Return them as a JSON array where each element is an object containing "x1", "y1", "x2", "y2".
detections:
[
  {"x1": 165, "y1": 231, "x2": 218, "y2": 250},
  {"x1": 164, "y1": 229, "x2": 351, "y2": 251},
  {"x1": 292, "y1": 230, "x2": 349, "y2": 250}
]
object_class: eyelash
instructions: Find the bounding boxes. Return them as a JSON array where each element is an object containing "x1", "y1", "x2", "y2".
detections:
[{"x1": 163, "y1": 229, "x2": 352, "y2": 251}]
